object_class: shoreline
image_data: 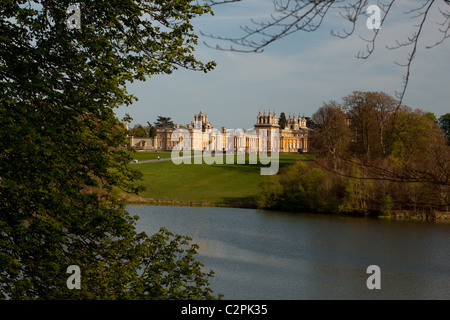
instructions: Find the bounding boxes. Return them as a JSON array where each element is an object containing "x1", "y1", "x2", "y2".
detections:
[
  {"x1": 125, "y1": 199, "x2": 258, "y2": 209},
  {"x1": 124, "y1": 197, "x2": 450, "y2": 223}
]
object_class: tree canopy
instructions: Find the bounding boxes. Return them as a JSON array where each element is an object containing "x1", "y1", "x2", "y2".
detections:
[
  {"x1": 278, "y1": 112, "x2": 287, "y2": 129},
  {"x1": 438, "y1": 113, "x2": 450, "y2": 143},
  {"x1": 154, "y1": 116, "x2": 175, "y2": 128},
  {"x1": 1, "y1": 0, "x2": 219, "y2": 299},
  {"x1": 130, "y1": 124, "x2": 148, "y2": 137},
  {"x1": 260, "y1": 91, "x2": 449, "y2": 217}
]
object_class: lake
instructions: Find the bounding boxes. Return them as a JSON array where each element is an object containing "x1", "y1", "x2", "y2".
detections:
[{"x1": 130, "y1": 205, "x2": 450, "y2": 300}]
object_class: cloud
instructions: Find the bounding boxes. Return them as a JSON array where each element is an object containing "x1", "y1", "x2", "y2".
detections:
[{"x1": 117, "y1": 1, "x2": 450, "y2": 128}]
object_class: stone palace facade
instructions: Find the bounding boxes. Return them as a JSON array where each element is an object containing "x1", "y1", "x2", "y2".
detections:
[{"x1": 127, "y1": 110, "x2": 309, "y2": 153}]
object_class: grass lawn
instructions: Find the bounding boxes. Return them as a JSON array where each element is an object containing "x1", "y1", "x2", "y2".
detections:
[
  {"x1": 130, "y1": 151, "x2": 172, "y2": 161},
  {"x1": 126, "y1": 151, "x2": 307, "y2": 206}
]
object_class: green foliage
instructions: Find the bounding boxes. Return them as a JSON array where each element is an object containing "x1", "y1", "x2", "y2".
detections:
[
  {"x1": 259, "y1": 91, "x2": 449, "y2": 216},
  {"x1": 380, "y1": 195, "x2": 394, "y2": 216},
  {"x1": 149, "y1": 126, "x2": 157, "y2": 138},
  {"x1": 154, "y1": 116, "x2": 175, "y2": 128},
  {"x1": 310, "y1": 101, "x2": 351, "y2": 170},
  {"x1": 258, "y1": 91, "x2": 449, "y2": 216},
  {"x1": 129, "y1": 228, "x2": 220, "y2": 300},
  {"x1": 438, "y1": 113, "x2": 450, "y2": 143},
  {"x1": 386, "y1": 110, "x2": 436, "y2": 167},
  {"x1": 278, "y1": 112, "x2": 287, "y2": 129},
  {"x1": 339, "y1": 167, "x2": 374, "y2": 214},
  {"x1": 257, "y1": 176, "x2": 283, "y2": 208},
  {"x1": 258, "y1": 161, "x2": 332, "y2": 212},
  {"x1": 308, "y1": 91, "x2": 449, "y2": 215},
  {"x1": 305, "y1": 116, "x2": 314, "y2": 129},
  {"x1": 1, "y1": 0, "x2": 219, "y2": 299},
  {"x1": 425, "y1": 112, "x2": 437, "y2": 123},
  {"x1": 130, "y1": 124, "x2": 148, "y2": 137}
]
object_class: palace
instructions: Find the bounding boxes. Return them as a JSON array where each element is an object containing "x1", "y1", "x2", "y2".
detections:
[{"x1": 127, "y1": 110, "x2": 309, "y2": 153}]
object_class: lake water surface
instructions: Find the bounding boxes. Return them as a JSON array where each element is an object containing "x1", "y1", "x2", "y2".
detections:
[{"x1": 130, "y1": 205, "x2": 450, "y2": 300}]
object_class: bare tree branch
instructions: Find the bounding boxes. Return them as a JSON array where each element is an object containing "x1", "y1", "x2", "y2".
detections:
[
  {"x1": 201, "y1": 0, "x2": 450, "y2": 107},
  {"x1": 385, "y1": 0, "x2": 435, "y2": 106},
  {"x1": 204, "y1": 0, "x2": 243, "y2": 5}
]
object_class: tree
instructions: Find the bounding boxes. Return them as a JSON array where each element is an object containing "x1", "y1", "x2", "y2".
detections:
[
  {"x1": 309, "y1": 91, "x2": 449, "y2": 213},
  {"x1": 425, "y1": 112, "x2": 437, "y2": 123},
  {"x1": 154, "y1": 116, "x2": 175, "y2": 128},
  {"x1": 438, "y1": 113, "x2": 450, "y2": 143},
  {"x1": 305, "y1": 116, "x2": 315, "y2": 129},
  {"x1": 261, "y1": 93, "x2": 449, "y2": 215},
  {"x1": 310, "y1": 101, "x2": 351, "y2": 171},
  {"x1": 257, "y1": 175, "x2": 283, "y2": 209},
  {"x1": 149, "y1": 126, "x2": 157, "y2": 138},
  {"x1": 344, "y1": 91, "x2": 396, "y2": 158},
  {"x1": 278, "y1": 112, "x2": 287, "y2": 129},
  {"x1": 339, "y1": 167, "x2": 374, "y2": 214},
  {"x1": 386, "y1": 110, "x2": 438, "y2": 166},
  {"x1": 203, "y1": 0, "x2": 450, "y2": 105},
  {"x1": 147, "y1": 121, "x2": 157, "y2": 138},
  {"x1": 1, "y1": 1, "x2": 219, "y2": 299},
  {"x1": 258, "y1": 161, "x2": 331, "y2": 212},
  {"x1": 130, "y1": 124, "x2": 148, "y2": 137}
]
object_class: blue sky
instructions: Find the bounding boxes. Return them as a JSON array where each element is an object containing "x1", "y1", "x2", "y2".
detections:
[{"x1": 115, "y1": 0, "x2": 450, "y2": 129}]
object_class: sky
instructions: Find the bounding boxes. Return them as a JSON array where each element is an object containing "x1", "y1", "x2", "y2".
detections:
[{"x1": 115, "y1": 0, "x2": 450, "y2": 130}]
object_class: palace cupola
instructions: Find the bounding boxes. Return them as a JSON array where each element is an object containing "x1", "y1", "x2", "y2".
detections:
[
  {"x1": 257, "y1": 109, "x2": 278, "y2": 126},
  {"x1": 193, "y1": 109, "x2": 213, "y2": 131}
]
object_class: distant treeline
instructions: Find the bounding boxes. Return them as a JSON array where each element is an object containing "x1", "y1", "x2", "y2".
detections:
[{"x1": 258, "y1": 91, "x2": 450, "y2": 220}]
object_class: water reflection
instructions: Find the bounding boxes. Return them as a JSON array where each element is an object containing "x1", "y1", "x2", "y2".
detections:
[{"x1": 131, "y1": 205, "x2": 450, "y2": 299}]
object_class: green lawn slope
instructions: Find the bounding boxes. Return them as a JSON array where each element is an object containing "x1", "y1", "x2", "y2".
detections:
[{"x1": 126, "y1": 152, "x2": 306, "y2": 207}]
